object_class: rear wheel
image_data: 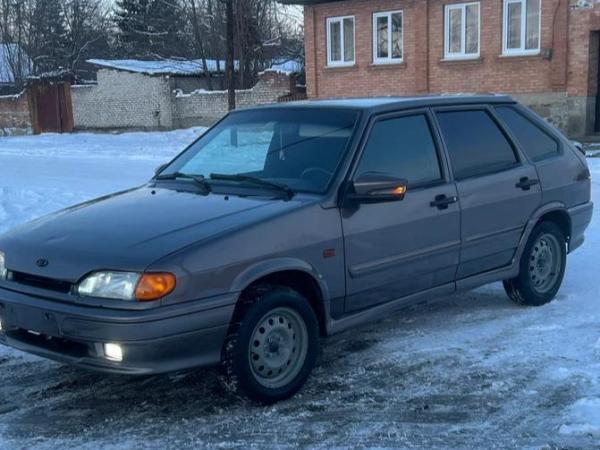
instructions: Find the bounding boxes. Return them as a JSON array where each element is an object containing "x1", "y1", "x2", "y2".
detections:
[
  {"x1": 503, "y1": 221, "x2": 566, "y2": 306},
  {"x1": 219, "y1": 285, "x2": 319, "y2": 403}
]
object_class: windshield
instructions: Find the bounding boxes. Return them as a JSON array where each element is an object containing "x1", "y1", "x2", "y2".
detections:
[{"x1": 160, "y1": 108, "x2": 359, "y2": 194}]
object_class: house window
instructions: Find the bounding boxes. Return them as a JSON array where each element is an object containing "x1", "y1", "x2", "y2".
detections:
[
  {"x1": 503, "y1": 0, "x2": 541, "y2": 55},
  {"x1": 373, "y1": 11, "x2": 403, "y2": 64},
  {"x1": 327, "y1": 16, "x2": 355, "y2": 66},
  {"x1": 444, "y1": 3, "x2": 480, "y2": 59}
]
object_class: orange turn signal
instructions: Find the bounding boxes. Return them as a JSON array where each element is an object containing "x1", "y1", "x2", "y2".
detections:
[
  {"x1": 135, "y1": 273, "x2": 176, "y2": 301},
  {"x1": 392, "y1": 186, "x2": 407, "y2": 195}
]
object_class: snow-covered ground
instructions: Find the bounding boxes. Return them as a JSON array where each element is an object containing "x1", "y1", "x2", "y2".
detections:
[{"x1": 0, "y1": 129, "x2": 599, "y2": 449}]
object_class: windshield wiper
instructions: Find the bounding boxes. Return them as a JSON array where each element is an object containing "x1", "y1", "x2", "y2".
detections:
[
  {"x1": 154, "y1": 172, "x2": 211, "y2": 194},
  {"x1": 210, "y1": 173, "x2": 294, "y2": 199}
]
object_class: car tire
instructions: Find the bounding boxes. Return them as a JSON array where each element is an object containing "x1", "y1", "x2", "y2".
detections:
[
  {"x1": 219, "y1": 285, "x2": 320, "y2": 403},
  {"x1": 503, "y1": 221, "x2": 567, "y2": 307}
]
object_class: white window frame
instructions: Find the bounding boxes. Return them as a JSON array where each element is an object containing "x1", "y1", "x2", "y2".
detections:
[
  {"x1": 444, "y1": 2, "x2": 480, "y2": 60},
  {"x1": 372, "y1": 10, "x2": 404, "y2": 65},
  {"x1": 326, "y1": 16, "x2": 355, "y2": 67},
  {"x1": 502, "y1": 0, "x2": 542, "y2": 56}
]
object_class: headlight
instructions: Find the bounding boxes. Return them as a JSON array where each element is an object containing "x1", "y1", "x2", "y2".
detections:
[
  {"x1": 77, "y1": 271, "x2": 176, "y2": 301},
  {"x1": 0, "y1": 252, "x2": 6, "y2": 280},
  {"x1": 77, "y1": 271, "x2": 141, "y2": 300}
]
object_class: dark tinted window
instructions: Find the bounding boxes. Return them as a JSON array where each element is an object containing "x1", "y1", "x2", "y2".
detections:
[
  {"x1": 436, "y1": 110, "x2": 518, "y2": 180},
  {"x1": 356, "y1": 114, "x2": 442, "y2": 186},
  {"x1": 495, "y1": 106, "x2": 559, "y2": 161}
]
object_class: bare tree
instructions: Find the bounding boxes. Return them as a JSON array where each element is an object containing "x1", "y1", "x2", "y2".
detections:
[
  {"x1": 186, "y1": 0, "x2": 214, "y2": 90},
  {"x1": 63, "y1": 0, "x2": 110, "y2": 79},
  {"x1": 0, "y1": 1, "x2": 32, "y2": 89},
  {"x1": 0, "y1": 0, "x2": 302, "y2": 91},
  {"x1": 114, "y1": 0, "x2": 186, "y2": 59}
]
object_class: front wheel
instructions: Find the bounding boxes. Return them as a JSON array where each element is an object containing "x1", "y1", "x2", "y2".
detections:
[
  {"x1": 503, "y1": 221, "x2": 567, "y2": 306},
  {"x1": 219, "y1": 286, "x2": 319, "y2": 403}
]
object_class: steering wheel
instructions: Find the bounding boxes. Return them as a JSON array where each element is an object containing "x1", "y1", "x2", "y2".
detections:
[{"x1": 300, "y1": 167, "x2": 333, "y2": 181}]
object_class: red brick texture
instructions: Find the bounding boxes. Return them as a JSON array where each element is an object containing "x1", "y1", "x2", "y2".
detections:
[
  {"x1": 303, "y1": 0, "x2": 594, "y2": 99},
  {"x1": 0, "y1": 91, "x2": 32, "y2": 131}
]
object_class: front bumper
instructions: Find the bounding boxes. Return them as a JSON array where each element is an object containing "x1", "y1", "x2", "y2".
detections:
[{"x1": 0, "y1": 286, "x2": 237, "y2": 375}]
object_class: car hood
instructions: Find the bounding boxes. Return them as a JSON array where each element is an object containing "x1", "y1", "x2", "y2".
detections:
[{"x1": 0, "y1": 185, "x2": 313, "y2": 282}]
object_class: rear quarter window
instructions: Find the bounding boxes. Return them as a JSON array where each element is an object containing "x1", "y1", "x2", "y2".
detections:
[
  {"x1": 495, "y1": 106, "x2": 559, "y2": 161},
  {"x1": 436, "y1": 109, "x2": 518, "y2": 180}
]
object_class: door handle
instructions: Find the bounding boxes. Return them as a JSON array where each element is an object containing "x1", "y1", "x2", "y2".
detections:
[
  {"x1": 515, "y1": 177, "x2": 540, "y2": 191},
  {"x1": 430, "y1": 194, "x2": 458, "y2": 210}
]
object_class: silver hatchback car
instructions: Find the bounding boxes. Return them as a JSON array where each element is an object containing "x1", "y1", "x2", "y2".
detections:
[{"x1": 0, "y1": 96, "x2": 593, "y2": 403}]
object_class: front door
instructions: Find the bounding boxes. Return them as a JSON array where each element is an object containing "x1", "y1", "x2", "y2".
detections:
[
  {"x1": 341, "y1": 111, "x2": 461, "y2": 313},
  {"x1": 434, "y1": 107, "x2": 542, "y2": 279}
]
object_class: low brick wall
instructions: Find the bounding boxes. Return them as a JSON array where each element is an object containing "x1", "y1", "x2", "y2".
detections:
[
  {"x1": 72, "y1": 70, "x2": 295, "y2": 131},
  {"x1": 0, "y1": 91, "x2": 32, "y2": 134},
  {"x1": 172, "y1": 70, "x2": 294, "y2": 127},
  {"x1": 72, "y1": 70, "x2": 173, "y2": 130}
]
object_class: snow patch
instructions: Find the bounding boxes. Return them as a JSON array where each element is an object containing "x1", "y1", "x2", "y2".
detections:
[
  {"x1": 525, "y1": 324, "x2": 564, "y2": 332},
  {"x1": 0, "y1": 90, "x2": 24, "y2": 100},
  {"x1": 560, "y1": 397, "x2": 600, "y2": 438},
  {"x1": 0, "y1": 127, "x2": 206, "y2": 235},
  {"x1": 267, "y1": 59, "x2": 303, "y2": 74},
  {"x1": 87, "y1": 58, "x2": 237, "y2": 76}
]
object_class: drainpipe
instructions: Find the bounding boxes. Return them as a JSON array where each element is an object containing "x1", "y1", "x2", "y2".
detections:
[
  {"x1": 426, "y1": 0, "x2": 430, "y2": 93},
  {"x1": 312, "y1": 6, "x2": 319, "y2": 98},
  {"x1": 565, "y1": 0, "x2": 570, "y2": 95}
]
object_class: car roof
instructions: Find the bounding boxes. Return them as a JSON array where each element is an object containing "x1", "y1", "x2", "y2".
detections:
[{"x1": 237, "y1": 94, "x2": 516, "y2": 115}]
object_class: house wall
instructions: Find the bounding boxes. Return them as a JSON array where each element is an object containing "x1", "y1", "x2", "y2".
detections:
[
  {"x1": 0, "y1": 90, "x2": 31, "y2": 135},
  {"x1": 71, "y1": 69, "x2": 174, "y2": 130},
  {"x1": 303, "y1": 0, "x2": 600, "y2": 137},
  {"x1": 72, "y1": 70, "x2": 295, "y2": 131}
]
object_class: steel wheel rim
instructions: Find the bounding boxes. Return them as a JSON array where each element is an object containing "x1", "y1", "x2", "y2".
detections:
[
  {"x1": 248, "y1": 307, "x2": 308, "y2": 389},
  {"x1": 528, "y1": 233, "x2": 562, "y2": 294}
]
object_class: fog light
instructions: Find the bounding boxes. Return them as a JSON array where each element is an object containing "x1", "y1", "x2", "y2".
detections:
[
  {"x1": 104, "y1": 343, "x2": 123, "y2": 362},
  {"x1": 0, "y1": 319, "x2": 3, "y2": 332}
]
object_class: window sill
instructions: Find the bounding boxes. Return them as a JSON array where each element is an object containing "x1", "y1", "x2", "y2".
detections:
[
  {"x1": 439, "y1": 57, "x2": 483, "y2": 66},
  {"x1": 324, "y1": 64, "x2": 358, "y2": 72},
  {"x1": 498, "y1": 52, "x2": 542, "y2": 61},
  {"x1": 368, "y1": 61, "x2": 406, "y2": 70}
]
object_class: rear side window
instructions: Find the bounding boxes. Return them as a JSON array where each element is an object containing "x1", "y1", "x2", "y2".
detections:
[
  {"x1": 495, "y1": 106, "x2": 559, "y2": 161},
  {"x1": 356, "y1": 114, "x2": 442, "y2": 186},
  {"x1": 436, "y1": 110, "x2": 518, "y2": 180}
]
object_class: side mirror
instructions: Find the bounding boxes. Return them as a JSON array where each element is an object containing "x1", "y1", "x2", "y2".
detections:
[
  {"x1": 346, "y1": 172, "x2": 408, "y2": 204},
  {"x1": 155, "y1": 163, "x2": 168, "y2": 176}
]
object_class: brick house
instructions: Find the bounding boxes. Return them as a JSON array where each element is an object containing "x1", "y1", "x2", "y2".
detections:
[{"x1": 282, "y1": 0, "x2": 600, "y2": 137}]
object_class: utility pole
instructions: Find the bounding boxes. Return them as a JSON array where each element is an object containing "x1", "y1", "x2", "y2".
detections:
[{"x1": 225, "y1": 0, "x2": 235, "y2": 110}]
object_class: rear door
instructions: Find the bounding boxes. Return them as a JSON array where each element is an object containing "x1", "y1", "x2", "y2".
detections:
[
  {"x1": 493, "y1": 105, "x2": 588, "y2": 209},
  {"x1": 434, "y1": 106, "x2": 542, "y2": 279},
  {"x1": 341, "y1": 110, "x2": 460, "y2": 313}
]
